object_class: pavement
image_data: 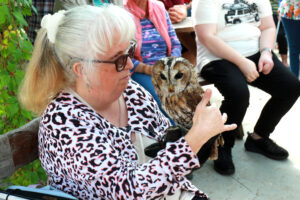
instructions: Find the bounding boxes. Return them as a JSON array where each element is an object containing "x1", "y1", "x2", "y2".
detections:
[{"x1": 192, "y1": 85, "x2": 300, "y2": 200}]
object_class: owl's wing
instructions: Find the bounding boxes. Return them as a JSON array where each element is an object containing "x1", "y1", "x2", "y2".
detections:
[
  {"x1": 163, "y1": 94, "x2": 194, "y2": 130},
  {"x1": 183, "y1": 86, "x2": 205, "y2": 113}
]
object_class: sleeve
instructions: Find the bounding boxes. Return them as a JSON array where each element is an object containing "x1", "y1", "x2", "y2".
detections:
[
  {"x1": 130, "y1": 58, "x2": 140, "y2": 72},
  {"x1": 192, "y1": 0, "x2": 218, "y2": 25},
  {"x1": 128, "y1": 80, "x2": 171, "y2": 141},
  {"x1": 257, "y1": 0, "x2": 273, "y2": 18},
  {"x1": 165, "y1": 11, "x2": 182, "y2": 57}
]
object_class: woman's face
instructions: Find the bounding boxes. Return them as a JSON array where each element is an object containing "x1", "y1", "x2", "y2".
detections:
[{"x1": 86, "y1": 41, "x2": 134, "y2": 103}]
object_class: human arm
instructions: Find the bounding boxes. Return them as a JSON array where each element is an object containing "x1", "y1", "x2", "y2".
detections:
[
  {"x1": 194, "y1": 24, "x2": 259, "y2": 82},
  {"x1": 258, "y1": 16, "x2": 276, "y2": 74},
  {"x1": 186, "y1": 0, "x2": 192, "y2": 10},
  {"x1": 168, "y1": 4, "x2": 188, "y2": 23},
  {"x1": 130, "y1": 58, "x2": 152, "y2": 75},
  {"x1": 185, "y1": 89, "x2": 237, "y2": 154}
]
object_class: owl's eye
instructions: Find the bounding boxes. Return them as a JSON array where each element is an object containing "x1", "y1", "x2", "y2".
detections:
[
  {"x1": 174, "y1": 72, "x2": 183, "y2": 79},
  {"x1": 160, "y1": 73, "x2": 167, "y2": 80}
]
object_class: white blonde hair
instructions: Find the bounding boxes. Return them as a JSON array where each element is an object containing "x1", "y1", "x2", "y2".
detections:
[
  {"x1": 56, "y1": 4, "x2": 136, "y2": 77},
  {"x1": 19, "y1": 5, "x2": 136, "y2": 114}
]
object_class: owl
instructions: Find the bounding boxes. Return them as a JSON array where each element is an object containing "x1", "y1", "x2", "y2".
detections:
[{"x1": 152, "y1": 56, "x2": 224, "y2": 161}]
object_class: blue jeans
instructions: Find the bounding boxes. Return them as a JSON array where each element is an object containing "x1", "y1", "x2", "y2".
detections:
[
  {"x1": 131, "y1": 72, "x2": 175, "y2": 125},
  {"x1": 282, "y1": 18, "x2": 300, "y2": 78}
]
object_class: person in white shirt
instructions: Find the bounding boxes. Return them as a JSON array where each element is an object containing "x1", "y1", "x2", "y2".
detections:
[{"x1": 192, "y1": 0, "x2": 300, "y2": 175}]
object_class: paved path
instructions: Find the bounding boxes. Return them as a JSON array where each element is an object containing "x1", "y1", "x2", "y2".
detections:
[{"x1": 192, "y1": 85, "x2": 300, "y2": 200}]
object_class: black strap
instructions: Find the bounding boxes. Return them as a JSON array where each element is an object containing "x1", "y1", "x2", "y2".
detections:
[
  {"x1": 3, "y1": 189, "x2": 75, "y2": 200},
  {"x1": 0, "y1": 189, "x2": 14, "y2": 200}
]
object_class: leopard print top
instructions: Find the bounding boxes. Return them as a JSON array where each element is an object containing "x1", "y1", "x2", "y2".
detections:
[{"x1": 39, "y1": 80, "x2": 208, "y2": 199}]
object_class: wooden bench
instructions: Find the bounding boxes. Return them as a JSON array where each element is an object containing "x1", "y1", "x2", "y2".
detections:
[{"x1": 0, "y1": 118, "x2": 40, "y2": 179}]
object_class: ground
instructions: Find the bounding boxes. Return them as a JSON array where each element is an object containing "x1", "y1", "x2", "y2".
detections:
[{"x1": 192, "y1": 84, "x2": 300, "y2": 200}]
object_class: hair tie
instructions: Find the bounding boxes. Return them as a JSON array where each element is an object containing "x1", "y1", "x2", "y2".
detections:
[{"x1": 41, "y1": 10, "x2": 66, "y2": 43}]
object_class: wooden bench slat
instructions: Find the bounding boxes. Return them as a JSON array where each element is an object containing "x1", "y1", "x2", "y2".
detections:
[
  {"x1": 0, "y1": 135, "x2": 14, "y2": 179},
  {"x1": 0, "y1": 118, "x2": 40, "y2": 179}
]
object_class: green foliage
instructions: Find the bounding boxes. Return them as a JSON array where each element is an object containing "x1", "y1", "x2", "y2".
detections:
[
  {"x1": 1, "y1": 160, "x2": 48, "y2": 189},
  {"x1": 0, "y1": 0, "x2": 47, "y2": 187}
]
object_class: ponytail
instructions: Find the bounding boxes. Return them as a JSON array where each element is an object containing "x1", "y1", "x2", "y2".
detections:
[
  {"x1": 19, "y1": 29, "x2": 67, "y2": 115},
  {"x1": 19, "y1": 5, "x2": 136, "y2": 115}
]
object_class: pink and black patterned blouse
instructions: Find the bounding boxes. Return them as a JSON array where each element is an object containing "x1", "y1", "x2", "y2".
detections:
[{"x1": 39, "y1": 80, "x2": 208, "y2": 199}]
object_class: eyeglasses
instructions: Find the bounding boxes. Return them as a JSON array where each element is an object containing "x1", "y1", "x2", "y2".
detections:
[{"x1": 75, "y1": 41, "x2": 136, "y2": 72}]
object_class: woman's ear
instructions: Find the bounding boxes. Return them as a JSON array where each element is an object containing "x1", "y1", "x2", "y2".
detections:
[{"x1": 72, "y1": 62, "x2": 83, "y2": 78}]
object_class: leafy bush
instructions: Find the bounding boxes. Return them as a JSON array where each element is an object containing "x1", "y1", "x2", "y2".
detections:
[{"x1": 0, "y1": 0, "x2": 47, "y2": 187}]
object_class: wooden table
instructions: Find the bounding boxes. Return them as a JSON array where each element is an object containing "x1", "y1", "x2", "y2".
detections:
[
  {"x1": 172, "y1": 17, "x2": 194, "y2": 33},
  {"x1": 173, "y1": 17, "x2": 197, "y2": 66}
]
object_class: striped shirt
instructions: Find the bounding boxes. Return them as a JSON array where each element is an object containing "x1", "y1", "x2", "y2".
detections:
[
  {"x1": 93, "y1": 0, "x2": 110, "y2": 6},
  {"x1": 132, "y1": 11, "x2": 181, "y2": 70},
  {"x1": 26, "y1": 0, "x2": 55, "y2": 44}
]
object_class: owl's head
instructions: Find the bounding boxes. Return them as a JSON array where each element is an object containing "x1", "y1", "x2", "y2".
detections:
[{"x1": 152, "y1": 57, "x2": 196, "y2": 96}]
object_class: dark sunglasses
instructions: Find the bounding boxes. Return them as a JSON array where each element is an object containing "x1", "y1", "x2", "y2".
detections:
[{"x1": 76, "y1": 41, "x2": 136, "y2": 72}]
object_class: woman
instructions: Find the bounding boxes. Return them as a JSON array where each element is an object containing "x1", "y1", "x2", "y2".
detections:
[
  {"x1": 193, "y1": 0, "x2": 300, "y2": 175},
  {"x1": 19, "y1": 5, "x2": 236, "y2": 199},
  {"x1": 124, "y1": 0, "x2": 182, "y2": 122},
  {"x1": 279, "y1": 0, "x2": 300, "y2": 78}
]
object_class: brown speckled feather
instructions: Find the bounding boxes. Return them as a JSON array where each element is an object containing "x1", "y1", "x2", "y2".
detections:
[{"x1": 152, "y1": 56, "x2": 223, "y2": 160}]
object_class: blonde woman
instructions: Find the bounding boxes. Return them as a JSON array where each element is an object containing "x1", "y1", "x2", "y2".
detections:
[{"x1": 19, "y1": 5, "x2": 236, "y2": 199}]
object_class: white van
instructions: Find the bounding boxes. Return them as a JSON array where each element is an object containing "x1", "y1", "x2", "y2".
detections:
[{"x1": 223, "y1": 2, "x2": 260, "y2": 24}]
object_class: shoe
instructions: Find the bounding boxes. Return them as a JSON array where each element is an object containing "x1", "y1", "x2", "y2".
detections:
[
  {"x1": 213, "y1": 146, "x2": 235, "y2": 175},
  {"x1": 244, "y1": 133, "x2": 289, "y2": 160}
]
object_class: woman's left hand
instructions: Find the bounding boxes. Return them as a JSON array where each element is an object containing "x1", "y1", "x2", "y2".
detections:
[
  {"x1": 258, "y1": 51, "x2": 274, "y2": 75},
  {"x1": 168, "y1": 5, "x2": 187, "y2": 23},
  {"x1": 144, "y1": 64, "x2": 153, "y2": 76}
]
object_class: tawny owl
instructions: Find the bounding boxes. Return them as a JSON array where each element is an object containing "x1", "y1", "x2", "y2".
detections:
[{"x1": 152, "y1": 56, "x2": 224, "y2": 161}]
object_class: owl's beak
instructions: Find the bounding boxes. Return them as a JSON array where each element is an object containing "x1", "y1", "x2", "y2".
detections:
[{"x1": 168, "y1": 84, "x2": 174, "y2": 93}]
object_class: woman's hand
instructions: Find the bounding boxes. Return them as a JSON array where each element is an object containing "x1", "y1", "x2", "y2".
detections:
[
  {"x1": 143, "y1": 64, "x2": 152, "y2": 76},
  {"x1": 238, "y1": 58, "x2": 259, "y2": 82},
  {"x1": 168, "y1": 4, "x2": 187, "y2": 23},
  {"x1": 135, "y1": 62, "x2": 153, "y2": 76},
  {"x1": 258, "y1": 16, "x2": 276, "y2": 74},
  {"x1": 258, "y1": 51, "x2": 274, "y2": 75},
  {"x1": 185, "y1": 89, "x2": 237, "y2": 154}
]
